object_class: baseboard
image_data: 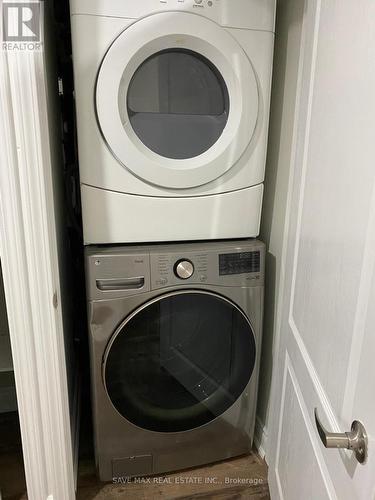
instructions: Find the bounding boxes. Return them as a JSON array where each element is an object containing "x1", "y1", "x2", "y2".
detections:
[{"x1": 254, "y1": 416, "x2": 268, "y2": 461}]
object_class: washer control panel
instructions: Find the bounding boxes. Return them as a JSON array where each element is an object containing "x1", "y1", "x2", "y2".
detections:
[
  {"x1": 86, "y1": 240, "x2": 265, "y2": 299},
  {"x1": 150, "y1": 242, "x2": 264, "y2": 290},
  {"x1": 219, "y1": 251, "x2": 260, "y2": 276}
]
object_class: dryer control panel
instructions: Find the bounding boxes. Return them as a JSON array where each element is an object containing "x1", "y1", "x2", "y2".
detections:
[{"x1": 70, "y1": 0, "x2": 276, "y2": 32}]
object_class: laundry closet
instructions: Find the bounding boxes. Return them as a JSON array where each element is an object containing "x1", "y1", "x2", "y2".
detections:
[{"x1": 1, "y1": 0, "x2": 375, "y2": 499}]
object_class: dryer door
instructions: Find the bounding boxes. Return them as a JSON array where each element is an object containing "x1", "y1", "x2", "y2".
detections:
[
  {"x1": 96, "y1": 12, "x2": 259, "y2": 189},
  {"x1": 103, "y1": 290, "x2": 256, "y2": 433}
]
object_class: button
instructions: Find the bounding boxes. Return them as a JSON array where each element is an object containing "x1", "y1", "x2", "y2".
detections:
[
  {"x1": 200, "y1": 275, "x2": 207, "y2": 283},
  {"x1": 195, "y1": 0, "x2": 203, "y2": 3},
  {"x1": 156, "y1": 277, "x2": 168, "y2": 286}
]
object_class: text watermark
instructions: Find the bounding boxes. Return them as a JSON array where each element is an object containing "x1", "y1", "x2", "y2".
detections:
[
  {"x1": 2, "y1": 1, "x2": 43, "y2": 51},
  {"x1": 112, "y1": 475, "x2": 264, "y2": 486}
]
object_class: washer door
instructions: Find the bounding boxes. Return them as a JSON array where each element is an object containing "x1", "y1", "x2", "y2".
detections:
[
  {"x1": 103, "y1": 291, "x2": 256, "y2": 433},
  {"x1": 96, "y1": 12, "x2": 259, "y2": 189}
]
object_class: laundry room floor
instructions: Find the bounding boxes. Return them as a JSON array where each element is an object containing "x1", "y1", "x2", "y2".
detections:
[
  {"x1": 77, "y1": 452, "x2": 270, "y2": 500},
  {"x1": 0, "y1": 411, "x2": 27, "y2": 500},
  {"x1": 0, "y1": 407, "x2": 269, "y2": 499}
]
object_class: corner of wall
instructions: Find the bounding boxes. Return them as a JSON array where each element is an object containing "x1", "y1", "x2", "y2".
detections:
[{"x1": 256, "y1": 0, "x2": 305, "y2": 460}]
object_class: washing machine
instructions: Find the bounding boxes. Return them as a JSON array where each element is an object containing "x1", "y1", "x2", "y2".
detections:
[
  {"x1": 70, "y1": 0, "x2": 276, "y2": 244},
  {"x1": 85, "y1": 239, "x2": 265, "y2": 480}
]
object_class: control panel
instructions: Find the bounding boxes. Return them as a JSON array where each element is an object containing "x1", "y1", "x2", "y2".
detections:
[
  {"x1": 70, "y1": 0, "x2": 276, "y2": 33},
  {"x1": 159, "y1": 0, "x2": 216, "y2": 11},
  {"x1": 86, "y1": 241, "x2": 265, "y2": 300},
  {"x1": 219, "y1": 251, "x2": 260, "y2": 276},
  {"x1": 150, "y1": 244, "x2": 264, "y2": 290},
  {"x1": 152, "y1": 252, "x2": 209, "y2": 287}
]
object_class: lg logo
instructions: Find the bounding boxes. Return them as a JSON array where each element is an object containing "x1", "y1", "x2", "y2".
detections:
[{"x1": 2, "y1": 1, "x2": 42, "y2": 50}]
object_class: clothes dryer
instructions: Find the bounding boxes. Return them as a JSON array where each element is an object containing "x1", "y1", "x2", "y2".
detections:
[{"x1": 70, "y1": 0, "x2": 276, "y2": 243}]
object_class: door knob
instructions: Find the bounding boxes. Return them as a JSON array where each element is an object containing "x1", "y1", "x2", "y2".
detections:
[{"x1": 314, "y1": 408, "x2": 368, "y2": 464}]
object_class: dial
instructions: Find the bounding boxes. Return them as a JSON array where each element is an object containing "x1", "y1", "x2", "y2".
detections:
[{"x1": 174, "y1": 259, "x2": 194, "y2": 280}]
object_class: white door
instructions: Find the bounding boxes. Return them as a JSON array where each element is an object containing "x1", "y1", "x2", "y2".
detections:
[
  {"x1": 268, "y1": 0, "x2": 375, "y2": 499},
  {"x1": 96, "y1": 11, "x2": 259, "y2": 188}
]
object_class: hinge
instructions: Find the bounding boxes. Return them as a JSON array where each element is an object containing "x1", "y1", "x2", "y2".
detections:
[{"x1": 58, "y1": 77, "x2": 64, "y2": 96}]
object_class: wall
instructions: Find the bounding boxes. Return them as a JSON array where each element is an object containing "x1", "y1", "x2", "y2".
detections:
[{"x1": 256, "y1": 0, "x2": 305, "y2": 458}]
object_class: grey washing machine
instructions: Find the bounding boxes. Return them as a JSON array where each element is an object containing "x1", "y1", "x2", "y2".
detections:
[{"x1": 85, "y1": 240, "x2": 265, "y2": 481}]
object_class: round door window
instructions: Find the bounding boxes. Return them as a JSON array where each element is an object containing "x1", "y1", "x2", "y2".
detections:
[
  {"x1": 104, "y1": 291, "x2": 256, "y2": 433},
  {"x1": 124, "y1": 49, "x2": 230, "y2": 159}
]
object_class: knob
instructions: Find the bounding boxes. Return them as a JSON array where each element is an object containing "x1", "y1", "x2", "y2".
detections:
[
  {"x1": 314, "y1": 408, "x2": 368, "y2": 464},
  {"x1": 174, "y1": 260, "x2": 194, "y2": 280}
]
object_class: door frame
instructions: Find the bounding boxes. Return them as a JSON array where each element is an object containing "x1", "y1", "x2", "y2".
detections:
[
  {"x1": 0, "y1": 45, "x2": 75, "y2": 500},
  {"x1": 267, "y1": 0, "x2": 375, "y2": 497},
  {"x1": 266, "y1": 0, "x2": 322, "y2": 494}
]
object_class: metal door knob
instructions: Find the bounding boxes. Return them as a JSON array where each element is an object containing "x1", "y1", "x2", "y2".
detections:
[{"x1": 314, "y1": 408, "x2": 368, "y2": 464}]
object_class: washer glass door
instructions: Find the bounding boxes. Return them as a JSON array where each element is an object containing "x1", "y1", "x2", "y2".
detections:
[
  {"x1": 103, "y1": 291, "x2": 256, "y2": 432},
  {"x1": 96, "y1": 12, "x2": 259, "y2": 189}
]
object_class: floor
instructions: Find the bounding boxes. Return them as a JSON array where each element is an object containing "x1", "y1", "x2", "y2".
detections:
[
  {"x1": 76, "y1": 368, "x2": 270, "y2": 499},
  {"x1": 0, "y1": 408, "x2": 270, "y2": 499},
  {"x1": 0, "y1": 412, "x2": 27, "y2": 500},
  {"x1": 77, "y1": 452, "x2": 270, "y2": 499}
]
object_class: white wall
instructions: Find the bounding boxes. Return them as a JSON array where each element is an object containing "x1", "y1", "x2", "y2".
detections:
[{"x1": 256, "y1": 0, "x2": 306, "y2": 458}]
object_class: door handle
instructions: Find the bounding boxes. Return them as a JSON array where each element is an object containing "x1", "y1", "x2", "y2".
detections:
[
  {"x1": 96, "y1": 277, "x2": 145, "y2": 292},
  {"x1": 314, "y1": 408, "x2": 368, "y2": 464}
]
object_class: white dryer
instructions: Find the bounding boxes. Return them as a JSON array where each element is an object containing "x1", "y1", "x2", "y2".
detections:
[{"x1": 70, "y1": 0, "x2": 276, "y2": 244}]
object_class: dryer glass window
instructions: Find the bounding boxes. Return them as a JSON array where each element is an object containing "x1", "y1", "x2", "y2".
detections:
[
  {"x1": 104, "y1": 291, "x2": 256, "y2": 432},
  {"x1": 124, "y1": 49, "x2": 229, "y2": 159}
]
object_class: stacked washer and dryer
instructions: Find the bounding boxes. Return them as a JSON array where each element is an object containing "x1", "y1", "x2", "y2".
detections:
[{"x1": 70, "y1": 0, "x2": 275, "y2": 481}]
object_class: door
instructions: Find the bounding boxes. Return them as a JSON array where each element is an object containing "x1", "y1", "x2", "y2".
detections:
[
  {"x1": 268, "y1": 1, "x2": 375, "y2": 499},
  {"x1": 103, "y1": 291, "x2": 256, "y2": 432},
  {"x1": 96, "y1": 11, "x2": 259, "y2": 188}
]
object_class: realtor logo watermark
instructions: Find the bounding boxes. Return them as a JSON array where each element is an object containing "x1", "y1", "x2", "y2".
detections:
[{"x1": 2, "y1": 1, "x2": 43, "y2": 51}]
